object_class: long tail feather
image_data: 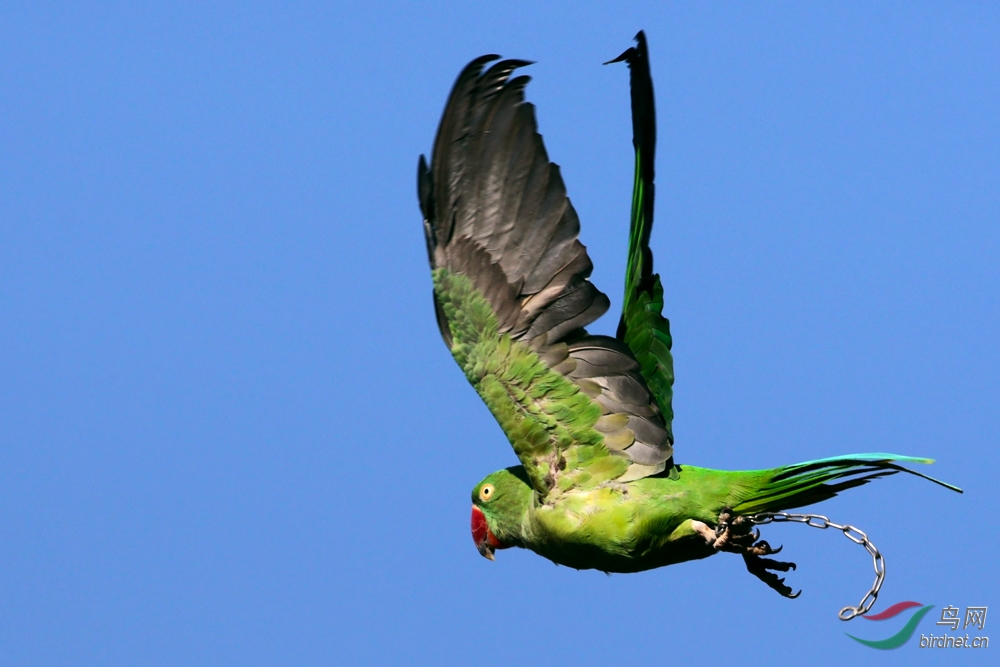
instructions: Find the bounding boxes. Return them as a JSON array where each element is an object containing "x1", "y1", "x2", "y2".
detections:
[{"x1": 734, "y1": 453, "x2": 962, "y2": 515}]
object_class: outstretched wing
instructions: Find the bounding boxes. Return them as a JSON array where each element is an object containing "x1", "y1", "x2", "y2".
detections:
[
  {"x1": 609, "y1": 32, "x2": 676, "y2": 456},
  {"x1": 419, "y1": 56, "x2": 673, "y2": 495}
]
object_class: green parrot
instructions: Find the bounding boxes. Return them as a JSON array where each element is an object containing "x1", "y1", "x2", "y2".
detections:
[{"x1": 417, "y1": 32, "x2": 960, "y2": 597}]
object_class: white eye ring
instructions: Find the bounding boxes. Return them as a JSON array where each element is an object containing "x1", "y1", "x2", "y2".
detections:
[{"x1": 479, "y1": 484, "x2": 495, "y2": 502}]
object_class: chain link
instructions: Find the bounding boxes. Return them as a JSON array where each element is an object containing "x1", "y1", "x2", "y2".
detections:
[{"x1": 748, "y1": 512, "x2": 884, "y2": 621}]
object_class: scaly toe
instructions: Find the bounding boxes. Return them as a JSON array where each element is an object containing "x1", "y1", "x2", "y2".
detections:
[{"x1": 743, "y1": 552, "x2": 801, "y2": 598}]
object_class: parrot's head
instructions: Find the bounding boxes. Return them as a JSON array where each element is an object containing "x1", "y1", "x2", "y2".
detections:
[{"x1": 470, "y1": 466, "x2": 533, "y2": 561}]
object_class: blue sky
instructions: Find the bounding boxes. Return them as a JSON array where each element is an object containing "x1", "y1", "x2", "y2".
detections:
[{"x1": 2, "y1": 2, "x2": 997, "y2": 665}]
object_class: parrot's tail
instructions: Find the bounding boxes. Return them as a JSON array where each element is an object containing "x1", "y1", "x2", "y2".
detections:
[{"x1": 732, "y1": 453, "x2": 962, "y2": 515}]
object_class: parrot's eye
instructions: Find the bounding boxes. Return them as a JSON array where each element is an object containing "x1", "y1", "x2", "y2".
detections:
[{"x1": 479, "y1": 484, "x2": 495, "y2": 502}]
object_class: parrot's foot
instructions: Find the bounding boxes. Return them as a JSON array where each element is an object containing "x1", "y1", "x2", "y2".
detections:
[
  {"x1": 701, "y1": 508, "x2": 801, "y2": 599},
  {"x1": 742, "y1": 552, "x2": 800, "y2": 599}
]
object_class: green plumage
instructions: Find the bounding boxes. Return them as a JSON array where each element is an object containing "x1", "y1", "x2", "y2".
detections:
[
  {"x1": 420, "y1": 32, "x2": 961, "y2": 593},
  {"x1": 434, "y1": 268, "x2": 628, "y2": 492}
]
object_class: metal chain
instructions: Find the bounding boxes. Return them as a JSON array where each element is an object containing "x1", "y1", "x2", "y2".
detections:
[{"x1": 748, "y1": 512, "x2": 885, "y2": 621}]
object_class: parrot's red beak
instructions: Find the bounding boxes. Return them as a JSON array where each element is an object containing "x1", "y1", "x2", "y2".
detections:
[{"x1": 471, "y1": 505, "x2": 505, "y2": 560}]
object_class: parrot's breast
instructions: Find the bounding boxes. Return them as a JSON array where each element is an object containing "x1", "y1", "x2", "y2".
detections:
[{"x1": 525, "y1": 483, "x2": 719, "y2": 573}]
